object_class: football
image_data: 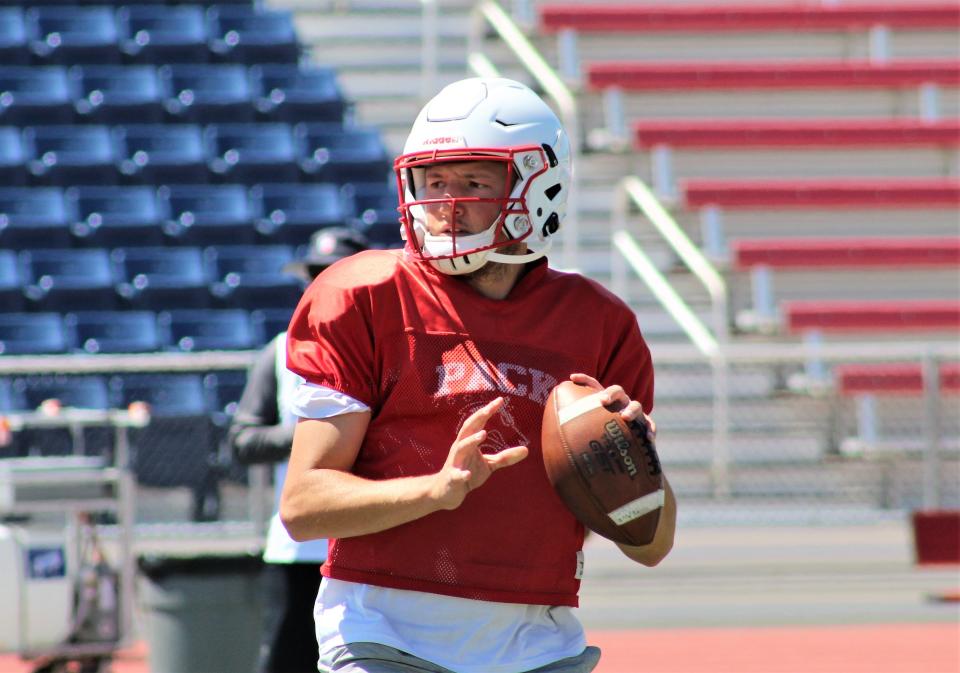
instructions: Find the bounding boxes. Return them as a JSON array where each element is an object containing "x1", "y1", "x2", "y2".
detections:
[{"x1": 541, "y1": 380, "x2": 664, "y2": 546}]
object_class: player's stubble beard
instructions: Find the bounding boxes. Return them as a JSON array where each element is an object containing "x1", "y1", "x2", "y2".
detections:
[{"x1": 462, "y1": 242, "x2": 528, "y2": 285}]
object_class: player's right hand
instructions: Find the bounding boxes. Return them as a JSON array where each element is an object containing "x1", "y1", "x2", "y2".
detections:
[{"x1": 430, "y1": 397, "x2": 528, "y2": 510}]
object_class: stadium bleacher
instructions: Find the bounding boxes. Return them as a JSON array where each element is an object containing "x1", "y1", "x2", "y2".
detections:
[
  {"x1": 529, "y1": 0, "x2": 959, "y2": 480},
  {"x1": 540, "y1": 3, "x2": 960, "y2": 33},
  {"x1": 0, "y1": 0, "x2": 400, "y2": 518}
]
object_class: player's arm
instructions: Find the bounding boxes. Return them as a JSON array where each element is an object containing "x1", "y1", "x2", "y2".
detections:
[
  {"x1": 615, "y1": 476, "x2": 676, "y2": 566},
  {"x1": 279, "y1": 397, "x2": 528, "y2": 542}
]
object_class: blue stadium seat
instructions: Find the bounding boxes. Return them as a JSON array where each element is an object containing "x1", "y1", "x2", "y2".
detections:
[
  {"x1": 158, "y1": 308, "x2": 257, "y2": 352},
  {"x1": 0, "y1": 67, "x2": 73, "y2": 126},
  {"x1": 0, "y1": 377, "x2": 25, "y2": 456},
  {"x1": 342, "y1": 181, "x2": 403, "y2": 248},
  {"x1": 204, "y1": 123, "x2": 299, "y2": 184},
  {"x1": 65, "y1": 185, "x2": 164, "y2": 247},
  {"x1": 204, "y1": 244, "x2": 302, "y2": 310},
  {"x1": 25, "y1": 6, "x2": 120, "y2": 65},
  {"x1": 0, "y1": 187, "x2": 71, "y2": 250},
  {"x1": 204, "y1": 367, "x2": 249, "y2": 483},
  {"x1": 203, "y1": 369, "x2": 248, "y2": 426},
  {"x1": 109, "y1": 373, "x2": 210, "y2": 418},
  {"x1": 250, "y1": 307, "x2": 293, "y2": 345},
  {"x1": 64, "y1": 310, "x2": 161, "y2": 354},
  {"x1": 0, "y1": 312, "x2": 67, "y2": 355},
  {"x1": 69, "y1": 65, "x2": 164, "y2": 124},
  {"x1": 10, "y1": 374, "x2": 112, "y2": 457},
  {"x1": 251, "y1": 64, "x2": 347, "y2": 123},
  {"x1": 295, "y1": 123, "x2": 391, "y2": 184},
  {"x1": 0, "y1": 378, "x2": 27, "y2": 414},
  {"x1": 16, "y1": 375, "x2": 110, "y2": 411},
  {"x1": 113, "y1": 124, "x2": 207, "y2": 185},
  {"x1": 111, "y1": 371, "x2": 218, "y2": 519},
  {"x1": 0, "y1": 250, "x2": 23, "y2": 312},
  {"x1": 112, "y1": 246, "x2": 211, "y2": 310},
  {"x1": 0, "y1": 126, "x2": 26, "y2": 186},
  {"x1": 159, "y1": 64, "x2": 255, "y2": 124},
  {"x1": 117, "y1": 4, "x2": 208, "y2": 65},
  {"x1": 23, "y1": 125, "x2": 117, "y2": 186},
  {"x1": 20, "y1": 248, "x2": 117, "y2": 312},
  {"x1": 0, "y1": 8, "x2": 28, "y2": 66},
  {"x1": 251, "y1": 182, "x2": 350, "y2": 245},
  {"x1": 159, "y1": 184, "x2": 255, "y2": 245},
  {"x1": 206, "y1": 5, "x2": 299, "y2": 64}
]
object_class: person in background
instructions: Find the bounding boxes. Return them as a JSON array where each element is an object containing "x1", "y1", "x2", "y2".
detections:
[
  {"x1": 280, "y1": 77, "x2": 677, "y2": 673},
  {"x1": 229, "y1": 226, "x2": 369, "y2": 673}
]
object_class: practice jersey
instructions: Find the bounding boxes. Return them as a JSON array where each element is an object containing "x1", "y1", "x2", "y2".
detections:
[{"x1": 286, "y1": 249, "x2": 653, "y2": 607}]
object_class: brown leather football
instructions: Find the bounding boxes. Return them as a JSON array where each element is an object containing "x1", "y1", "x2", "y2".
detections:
[{"x1": 541, "y1": 380, "x2": 664, "y2": 546}]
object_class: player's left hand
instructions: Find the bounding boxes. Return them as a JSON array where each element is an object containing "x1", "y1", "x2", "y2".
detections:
[{"x1": 569, "y1": 373, "x2": 656, "y2": 437}]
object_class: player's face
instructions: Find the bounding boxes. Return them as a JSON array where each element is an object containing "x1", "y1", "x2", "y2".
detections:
[{"x1": 419, "y1": 161, "x2": 511, "y2": 238}]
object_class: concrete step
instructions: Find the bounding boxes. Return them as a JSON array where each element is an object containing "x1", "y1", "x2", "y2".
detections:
[
  {"x1": 655, "y1": 365, "x2": 782, "y2": 401},
  {"x1": 585, "y1": 89, "x2": 960, "y2": 130},
  {"x1": 660, "y1": 430, "x2": 827, "y2": 465},
  {"x1": 673, "y1": 208, "x2": 960, "y2": 241},
  {"x1": 541, "y1": 29, "x2": 960, "y2": 66},
  {"x1": 639, "y1": 147, "x2": 959, "y2": 182},
  {"x1": 654, "y1": 399, "x2": 831, "y2": 431}
]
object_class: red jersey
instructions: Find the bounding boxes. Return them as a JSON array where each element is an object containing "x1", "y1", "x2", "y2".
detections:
[{"x1": 286, "y1": 250, "x2": 654, "y2": 607}]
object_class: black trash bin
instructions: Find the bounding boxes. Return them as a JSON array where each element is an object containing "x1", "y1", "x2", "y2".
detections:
[{"x1": 138, "y1": 553, "x2": 263, "y2": 673}]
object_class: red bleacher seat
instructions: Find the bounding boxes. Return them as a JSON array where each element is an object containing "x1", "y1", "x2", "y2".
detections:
[
  {"x1": 733, "y1": 237, "x2": 960, "y2": 269},
  {"x1": 588, "y1": 59, "x2": 960, "y2": 91},
  {"x1": 541, "y1": 3, "x2": 960, "y2": 34},
  {"x1": 836, "y1": 362, "x2": 960, "y2": 395},
  {"x1": 785, "y1": 299, "x2": 960, "y2": 332},
  {"x1": 683, "y1": 177, "x2": 960, "y2": 209},
  {"x1": 634, "y1": 118, "x2": 960, "y2": 150}
]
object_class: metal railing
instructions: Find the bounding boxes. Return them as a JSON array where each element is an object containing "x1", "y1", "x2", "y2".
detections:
[{"x1": 610, "y1": 176, "x2": 732, "y2": 495}]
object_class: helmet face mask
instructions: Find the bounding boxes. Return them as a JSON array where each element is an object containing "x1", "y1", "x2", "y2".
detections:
[{"x1": 395, "y1": 78, "x2": 571, "y2": 275}]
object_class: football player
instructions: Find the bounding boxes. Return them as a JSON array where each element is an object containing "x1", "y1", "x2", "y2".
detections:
[{"x1": 281, "y1": 77, "x2": 676, "y2": 673}]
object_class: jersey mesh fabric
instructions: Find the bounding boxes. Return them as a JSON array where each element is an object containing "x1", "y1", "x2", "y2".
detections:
[{"x1": 287, "y1": 250, "x2": 653, "y2": 607}]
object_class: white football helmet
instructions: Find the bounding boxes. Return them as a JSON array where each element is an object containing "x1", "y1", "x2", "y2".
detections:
[{"x1": 395, "y1": 78, "x2": 571, "y2": 275}]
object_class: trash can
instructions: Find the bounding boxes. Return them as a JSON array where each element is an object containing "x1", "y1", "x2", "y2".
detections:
[{"x1": 138, "y1": 553, "x2": 263, "y2": 673}]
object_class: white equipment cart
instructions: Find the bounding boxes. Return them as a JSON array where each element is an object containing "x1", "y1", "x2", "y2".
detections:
[{"x1": 0, "y1": 407, "x2": 147, "y2": 673}]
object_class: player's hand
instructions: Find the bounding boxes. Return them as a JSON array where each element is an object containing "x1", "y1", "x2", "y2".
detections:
[
  {"x1": 569, "y1": 373, "x2": 656, "y2": 437},
  {"x1": 431, "y1": 397, "x2": 528, "y2": 510}
]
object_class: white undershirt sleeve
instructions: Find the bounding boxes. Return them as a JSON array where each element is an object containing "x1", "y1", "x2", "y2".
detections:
[{"x1": 289, "y1": 380, "x2": 371, "y2": 419}]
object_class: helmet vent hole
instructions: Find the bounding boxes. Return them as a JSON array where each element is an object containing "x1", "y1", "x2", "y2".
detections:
[
  {"x1": 545, "y1": 184, "x2": 562, "y2": 201},
  {"x1": 542, "y1": 144, "x2": 559, "y2": 167},
  {"x1": 541, "y1": 212, "x2": 560, "y2": 236},
  {"x1": 537, "y1": 208, "x2": 543, "y2": 216}
]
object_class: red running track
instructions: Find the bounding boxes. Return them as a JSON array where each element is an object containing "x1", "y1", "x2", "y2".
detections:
[{"x1": 1, "y1": 623, "x2": 957, "y2": 673}]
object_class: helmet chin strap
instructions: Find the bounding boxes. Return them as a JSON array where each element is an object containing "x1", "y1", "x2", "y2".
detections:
[{"x1": 486, "y1": 239, "x2": 551, "y2": 265}]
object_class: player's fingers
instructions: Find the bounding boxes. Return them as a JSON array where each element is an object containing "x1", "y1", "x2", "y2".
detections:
[
  {"x1": 645, "y1": 413, "x2": 657, "y2": 438},
  {"x1": 569, "y1": 373, "x2": 602, "y2": 390},
  {"x1": 598, "y1": 384, "x2": 630, "y2": 412},
  {"x1": 457, "y1": 397, "x2": 503, "y2": 440},
  {"x1": 451, "y1": 429, "x2": 486, "y2": 461},
  {"x1": 619, "y1": 399, "x2": 643, "y2": 421},
  {"x1": 485, "y1": 445, "x2": 528, "y2": 470}
]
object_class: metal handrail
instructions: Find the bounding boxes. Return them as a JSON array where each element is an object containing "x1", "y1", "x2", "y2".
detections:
[
  {"x1": 611, "y1": 175, "x2": 731, "y2": 495},
  {"x1": 467, "y1": 0, "x2": 581, "y2": 270},
  {"x1": 612, "y1": 176, "x2": 729, "y2": 353}
]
